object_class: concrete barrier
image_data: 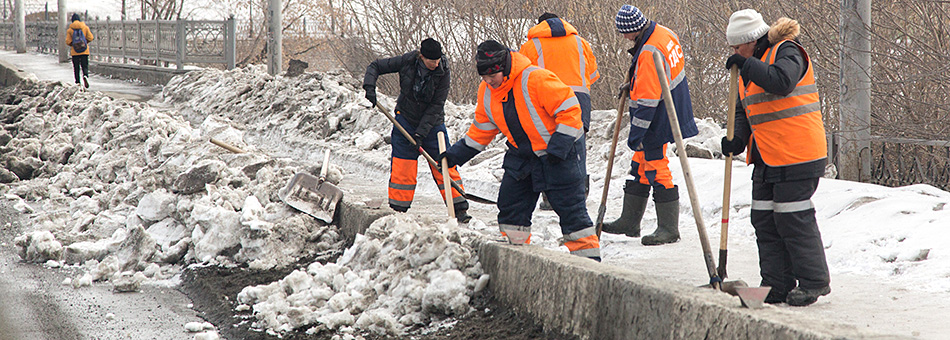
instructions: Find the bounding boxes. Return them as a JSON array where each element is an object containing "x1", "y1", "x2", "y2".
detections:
[
  {"x1": 91, "y1": 62, "x2": 190, "y2": 86},
  {"x1": 334, "y1": 195, "x2": 900, "y2": 340},
  {"x1": 0, "y1": 58, "x2": 30, "y2": 87}
]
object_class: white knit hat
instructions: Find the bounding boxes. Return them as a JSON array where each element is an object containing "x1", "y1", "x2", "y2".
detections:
[{"x1": 726, "y1": 9, "x2": 770, "y2": 45}]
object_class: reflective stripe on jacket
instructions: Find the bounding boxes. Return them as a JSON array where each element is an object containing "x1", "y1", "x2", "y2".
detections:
[
  {"x1": 463, "y1": 51, "x2": 583, "y2": 158},
  {"x1": 520, "y1": 18, "x2": 599, "y2": 94},
  {"x1": 739, "y1": 40, "x2": 826, "y2": 167},
  {"x1": 626, "y1": 22, "x2": 697, "y2": 150}
]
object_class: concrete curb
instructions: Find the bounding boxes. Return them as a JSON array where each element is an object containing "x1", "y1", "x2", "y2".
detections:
[
  {"x1": 479, "y1": 243, "x2": 902, "y2": 340},
  {"x1": 334, "y1": 195, "x2": 902, "y2": 340},
  {"x1": 0, "y1": 57, "x2": 31, "y2": 87}
]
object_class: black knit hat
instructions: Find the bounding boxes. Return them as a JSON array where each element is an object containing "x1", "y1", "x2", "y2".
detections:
[
  {"x1": 538, "y1": 12, "x2": 558, "y2": 24},
  {"x1": 420, "y1": 38, "x2": 442, "y2": 60},
  {"x1": 476, "y1": 40, "x2": 510, "y2": 76},
  {"x1": 71, "y1": 13, "x2": 81, "y2": 22}
]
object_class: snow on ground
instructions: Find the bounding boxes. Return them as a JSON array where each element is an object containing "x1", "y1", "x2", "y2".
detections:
[
  {"x1": 160, "y1": 65, "x2": 950, "y2": 338},
  {"x1": 2, "y1": 77, "x2": 345, "y2": 289},
  {"x1": 236, "y1": 215, "x2": 483, "y2": 337},
  {"x1": 4, "y1": 61, "x2": 949, "y2": 338}
]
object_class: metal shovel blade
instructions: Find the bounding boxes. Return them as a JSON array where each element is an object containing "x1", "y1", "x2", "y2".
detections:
[
  {"x1": 736, "y1": 286, "x2": 772, "y2": 309},
  {"x1": 278, "y1": 172, "x2": 343, "y2": 223},
  {"x1": 504, "y1": 230, "x2": 531, "y2": 245}
]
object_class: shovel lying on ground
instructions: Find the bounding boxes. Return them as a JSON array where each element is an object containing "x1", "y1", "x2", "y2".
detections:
[
  {"x1": 652, "y1": 53, "x2": 759, "y2": 304},
  {"x1": 208, "y1": 138, "x2": 344, "y2": 224},
  {"x1": 373, "y1": 101, "x2": 496, "y2": 205},
  {"x1": 278, "y1": 149, "x2": 344, "y2": 224}
]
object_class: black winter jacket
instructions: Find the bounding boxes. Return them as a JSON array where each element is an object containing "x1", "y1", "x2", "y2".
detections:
[
  {"x1": 363, "y1": 51, "x2": 450, "y2": 139},
  {"x1": 733, "y1": 35, "x2": 826, "y2": 183}
]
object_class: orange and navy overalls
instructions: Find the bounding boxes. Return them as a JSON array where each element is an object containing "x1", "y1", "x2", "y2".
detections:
[
  {"x1": 362, "y1": 51, "x2": 468, "y2": 214},
  {"x1": 444, "y1": 51, "x2": 600, "y2": 260},
  {"x1": 735, "y1": 38, "x2": 830, "y2": 297},
  {"x1": 623, "y1": 22, "x2": 697, "y2": 201}
]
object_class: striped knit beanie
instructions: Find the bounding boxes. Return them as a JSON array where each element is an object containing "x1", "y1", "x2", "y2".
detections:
[{"x1": 615, "y1": 5, "x2": 647, "y2": 33}]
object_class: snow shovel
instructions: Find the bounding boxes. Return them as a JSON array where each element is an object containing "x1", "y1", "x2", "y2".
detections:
[
  {"x1": 595, "y1": 85, "x2": 631, "y2": 238},
  {"x1": 278, "y1": 149, "x2": 344, "y2": 223},
  {"x1": 719, "y1": 66, "x2": 739, "y2": 279},
  {"x1": 373, "y1": 101, "x2": 496, "y2": 205},
  {"x1": 652, "y1": 52, "x2": 724, "y2": 290}
]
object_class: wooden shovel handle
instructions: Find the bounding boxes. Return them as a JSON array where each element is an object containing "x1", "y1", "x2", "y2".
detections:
[
  {"x1": 209, "y1": 138, "x2": 245, "y2": 154},
  {"x1": 719, "y1": 66, "x2": 739, "y2": 278}
]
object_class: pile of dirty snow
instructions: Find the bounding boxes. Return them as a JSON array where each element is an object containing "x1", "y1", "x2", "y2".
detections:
[
  {"x1": 2, "y1": 78, "x2": 344, "y2": 290},
  {"x1": 236, "y1": 214, "x2": 486, "y2": 337}
]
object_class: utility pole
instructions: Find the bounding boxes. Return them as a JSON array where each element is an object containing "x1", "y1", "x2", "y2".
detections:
[
  {"x1": 58, "y1": 0, "x2": 67, "y2": 62},
  {"x1": 267, "y1": 0, "x2": 281, "y2": 75},
  {"x1": 837, "y1": 0, "x2": 872, "y2": 181},
  {"x1": 14, "y1": 0, "x2": 24, "y2": 53}
]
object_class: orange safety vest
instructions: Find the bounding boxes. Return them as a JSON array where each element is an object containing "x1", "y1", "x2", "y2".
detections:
[
  {"x1": 463, "y1": 51, "x2": 584, "y2": 156},
  {"x1": 520, "y1": 18, "x2": 600, "y2": 94},
  {"x1": 739, "y1": 40, "x2": 826, "y2": 166}
]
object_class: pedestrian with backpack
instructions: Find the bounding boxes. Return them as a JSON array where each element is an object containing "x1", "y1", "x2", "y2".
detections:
[{"x1": 65, "y1": 13, "x2": 94, "y2": 88}]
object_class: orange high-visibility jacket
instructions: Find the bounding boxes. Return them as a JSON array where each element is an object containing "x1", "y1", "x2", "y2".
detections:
[
  {"x1": 519, "y1": 18, "x2": 599, "y2": 95},
  {"x1": 625, "y1": 23, "x2": 697, "y2": 150},
  {"x1": 66, "y1": 20, "x2": 94, "y2": 56},
  {"x1": 739, "y1": 40, "x2": 826, "y2": 166},
  {"x1": 463, "y1": 51, "x2": 583, "y2": 158}
]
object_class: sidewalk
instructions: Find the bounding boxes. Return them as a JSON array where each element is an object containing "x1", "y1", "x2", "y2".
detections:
[{"x1": 0, "y1": 50, "x2": 160, "y2": 102}]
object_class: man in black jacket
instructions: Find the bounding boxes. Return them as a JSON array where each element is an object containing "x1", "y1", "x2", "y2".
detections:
[
  {"x1": 722, "y1": 10, "x2": 831, "y2": 306},
  {"x1": 363, "y1": 38, "x2": 470, "y2": 222}
]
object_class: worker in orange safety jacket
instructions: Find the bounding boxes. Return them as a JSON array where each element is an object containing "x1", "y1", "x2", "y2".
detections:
[
  {"x1": 520, "y1": 12, "x2": 600, "y2": 211},
  {"x1": 600, "y1": 5, "x2": 699, "y2": 246},
  {"x1": 442, "y1": 40, "x2": 600, "y2": 261},
  {"x1": 721, "y1": 9, "x2": 830, "y2": 306}
]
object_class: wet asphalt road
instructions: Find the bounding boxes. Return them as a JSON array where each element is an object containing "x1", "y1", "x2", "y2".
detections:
[{"x1": 0, "y1": 205, "x2": 203, "y2": 340}]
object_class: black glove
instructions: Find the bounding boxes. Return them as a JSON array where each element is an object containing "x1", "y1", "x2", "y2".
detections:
[
  {"x1": 411, "y1": 133, "x2": 424, "y2": 146},
  {"x1": 437, "y1": 151, "x2": 455, "y2": 168},
  {"x1": 721, "y1": 136, "x2": 745, "y2": 156},
  {"x1": 363, "y1": 85, "x2": 377, "y2": 105},
  {"x1": 725, "y1": 54, "x2": 746, "y2": 70},
  {"x1": 617, "y1": 82, "x2": 631, "y2": 100}
]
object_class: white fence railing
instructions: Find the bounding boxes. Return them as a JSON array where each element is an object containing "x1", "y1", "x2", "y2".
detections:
[{"x1": 1, "y1": 17, "x2": 236, "y2": 70}]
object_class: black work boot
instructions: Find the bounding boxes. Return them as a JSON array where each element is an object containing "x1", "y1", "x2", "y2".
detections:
[
  {"x1": 642, "y1": 186, "x2": 680, "y2": 246},
  {"x1": 455, "y1": 209, "x2": 472, "y2": 223},
  {"x1": 786, "y1": 286, "x2": 830, "y2": 306},
  {"x1": 601, "y1": 193, "x2": 648, "y2": 237}
]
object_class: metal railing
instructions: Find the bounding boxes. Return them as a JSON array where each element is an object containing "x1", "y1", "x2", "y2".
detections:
[
  {"x1": 1, "y1": 17, "x2": 236, "y2": 70},
  {"x1": 869, "y1": 137, "x2": 950, "y2": 190}
]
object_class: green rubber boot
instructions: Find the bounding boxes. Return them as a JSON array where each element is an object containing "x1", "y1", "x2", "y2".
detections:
[
  {"x1": 601, "y1": 193, "x2": 648, "y2": 237},
  {"x1": 642, "y1": 186, "x2": 680, "y2": 246}
]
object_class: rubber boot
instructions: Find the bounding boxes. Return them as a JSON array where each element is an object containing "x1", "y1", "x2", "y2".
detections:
[
  {"x1": 601, "y1": 193, "x2": 648, "y2": 237},
  {"x1": 455, "y1": 208, "x2": 472, "y2": 223},
  {"x1": 642, "y1": 186, "x2": 680, "y2": 246}
]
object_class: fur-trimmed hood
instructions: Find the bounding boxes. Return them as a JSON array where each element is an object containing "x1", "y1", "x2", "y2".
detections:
[{"x1": 768, "y1": 17, "x2": 800, "y2": 44}]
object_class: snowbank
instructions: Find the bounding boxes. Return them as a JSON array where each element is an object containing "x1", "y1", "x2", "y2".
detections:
[
  {"x1": 237, "y1": 214, "x2": 483, "y2": 335},
  {"x1": 2, "y1": 78, "x2": 343, "y2": 285}
]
